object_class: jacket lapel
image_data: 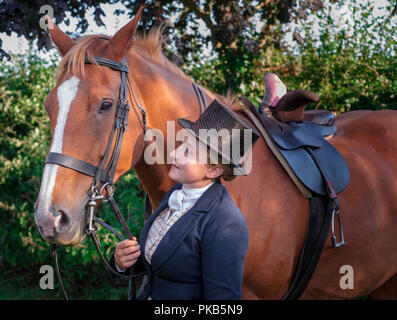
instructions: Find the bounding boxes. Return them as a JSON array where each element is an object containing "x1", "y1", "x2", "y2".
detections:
[{"x1": 149, "y1": 180, "x2": 224, "y2": 272}]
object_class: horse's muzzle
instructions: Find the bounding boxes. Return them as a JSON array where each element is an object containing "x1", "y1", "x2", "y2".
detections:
[{"x1": 34, "y1": 203, "x2": 83, "y2": 245}]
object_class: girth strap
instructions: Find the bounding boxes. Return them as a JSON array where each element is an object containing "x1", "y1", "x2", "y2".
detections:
[{"x1": 282, "y1": 196, "x2": 333, "y2": 300}]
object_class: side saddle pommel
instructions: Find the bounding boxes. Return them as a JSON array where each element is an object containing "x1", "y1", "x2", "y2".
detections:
[{"x1": 273, "y1": 90, "x2": 320, "y2": 123}]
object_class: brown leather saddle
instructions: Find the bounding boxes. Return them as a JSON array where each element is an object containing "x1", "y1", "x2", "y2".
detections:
[{"x1": 240, "y1": 90, "x2": 350, "y2": 197}]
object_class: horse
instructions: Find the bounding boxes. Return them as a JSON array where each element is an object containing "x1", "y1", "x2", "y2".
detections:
[{"x1": 34, "y1": 10, "x2": 397, "y2": 299}]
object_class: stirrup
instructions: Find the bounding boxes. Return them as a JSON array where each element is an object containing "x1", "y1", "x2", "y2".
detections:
[{"x1": 330, "y1": 199, "x2": 346, "y2": 248}]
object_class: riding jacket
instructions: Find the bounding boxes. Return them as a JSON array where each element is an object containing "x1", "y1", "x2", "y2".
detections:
[{"x1": 110, "y1": 179, "x2": 249, "y2": 300}]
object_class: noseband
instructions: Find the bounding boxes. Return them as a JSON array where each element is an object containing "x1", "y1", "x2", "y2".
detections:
[{"x1": 46, "y1": 56, "x2": 148, "y2": 300}]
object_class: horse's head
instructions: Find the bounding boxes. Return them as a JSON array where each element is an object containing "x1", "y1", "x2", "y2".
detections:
[{"x1": 34, "y1": 8, "x2": 146, "y2": 245}]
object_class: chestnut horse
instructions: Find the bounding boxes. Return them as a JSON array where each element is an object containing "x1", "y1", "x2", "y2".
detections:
[{"x1": 34, "y1": 11, "x2": 397, "y2": 299}]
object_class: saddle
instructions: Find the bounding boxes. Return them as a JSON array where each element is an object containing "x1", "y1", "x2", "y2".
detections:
[
  {"x1": 239, "y1": 90, "x2": 350, "y2": 299},
  {"x1": 240, "y1": 90, "x2": 350, "y2": 197}
]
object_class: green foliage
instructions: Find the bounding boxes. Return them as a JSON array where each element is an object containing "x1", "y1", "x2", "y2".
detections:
[
  {"x1": 0, "y1": 50, "x2": 145, "y2": 299},
  {"x1": 0, "y1": 0, "x2": 396, "y2": 300},
  {"x1": 287, "y1": 0, "x2": 397, "y2": 112},
  {"x1": 188, "y1": 0, "x2": 396, "y2": 112}
]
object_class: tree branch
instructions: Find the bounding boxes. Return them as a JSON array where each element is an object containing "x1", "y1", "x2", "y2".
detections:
[{"x1": 180, "y1": 0, "x2": 215, "y2": 31}]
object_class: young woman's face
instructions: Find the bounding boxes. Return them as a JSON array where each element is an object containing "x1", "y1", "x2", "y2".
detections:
[{"x1": 168, "y1": 134, "x2": 222, "y2": 188}]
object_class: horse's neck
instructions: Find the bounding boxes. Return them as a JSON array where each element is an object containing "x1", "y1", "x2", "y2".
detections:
[
  {"x1": 134, "y1": 159, "x2": 172, "y2": 209},
  {"x1": 128, "y1": 52, "x2": 199, "y2": 210}
]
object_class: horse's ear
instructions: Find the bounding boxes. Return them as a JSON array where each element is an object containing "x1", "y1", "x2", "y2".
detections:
[
  {"x1": 46, "y1": 15, "x2": 75, "y2": 56},
  {"x1": 108, "y1": 6, "x2": 145, "y2": 57}
]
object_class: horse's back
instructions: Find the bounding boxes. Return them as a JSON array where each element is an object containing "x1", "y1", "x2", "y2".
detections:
[
  {"x1": 336, "y1": 109, "x2": 397, "y2": 129},
  {"x1": 335, "y1": 109, "x2": 397, "y2": 147}
]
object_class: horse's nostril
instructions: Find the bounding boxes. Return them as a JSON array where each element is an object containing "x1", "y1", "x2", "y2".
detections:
[
  {"x1": 35, "y1": 204, "x2": 80, "y2": 244},
  {"x1": 55, "y1": 209, "x2": 71, "y2": 232}
]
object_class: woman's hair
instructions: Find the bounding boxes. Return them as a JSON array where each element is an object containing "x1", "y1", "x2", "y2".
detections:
[{"x1": 206, "y1": 147, "x2": 238, "y2": 182}]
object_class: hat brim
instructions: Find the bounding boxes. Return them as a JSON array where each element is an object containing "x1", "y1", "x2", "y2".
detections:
[{"x1": 177, "y1": 118, "x2": 249, "y2": 175}]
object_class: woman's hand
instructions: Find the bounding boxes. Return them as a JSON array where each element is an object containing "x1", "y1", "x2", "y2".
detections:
[{"x1": 114, "y1": 237, "x2": 141, "y2": 270}]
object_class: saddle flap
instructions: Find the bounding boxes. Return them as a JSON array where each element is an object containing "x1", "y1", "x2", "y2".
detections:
[
  {"x1": 277, "y1": 142, "x2": 350, "y2": 195},
  {"x1": 262, "y1": 117, "x2": 337, "y2": 150}
]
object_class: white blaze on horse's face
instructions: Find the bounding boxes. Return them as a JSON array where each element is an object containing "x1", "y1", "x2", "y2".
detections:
[
  {"x1": 35, "y1": 76, "x2": 80, "y2": 240},
  {"x1": 53, "y1": 76, "x2": 80, "y2": 153}
]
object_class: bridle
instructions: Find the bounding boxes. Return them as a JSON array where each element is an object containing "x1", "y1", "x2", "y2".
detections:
[
  {"x1": 45, "y1": 55, "x2": 148, "y2": 300},
  {"x1": 43, "y1": 52, "x2": 208, "y2": 300}
]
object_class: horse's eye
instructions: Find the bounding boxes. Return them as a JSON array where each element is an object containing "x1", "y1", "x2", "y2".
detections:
[{"x1": 99, "y1": 100, "x2": 113, "y2": 112}]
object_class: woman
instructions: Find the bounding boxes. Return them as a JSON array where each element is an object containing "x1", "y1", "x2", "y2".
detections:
[{"x1": 110, "y1": 99, "x2": 259, "y2": 300}]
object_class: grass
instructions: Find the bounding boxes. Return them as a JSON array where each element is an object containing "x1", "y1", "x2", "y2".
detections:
[{"x1": 0, "y1": 270, "x2": 135, "y2": 300}]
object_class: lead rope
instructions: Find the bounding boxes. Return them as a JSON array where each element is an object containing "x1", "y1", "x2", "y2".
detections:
[{"x1": 107, "y1": 195, "x2": 136, "y2": 300}]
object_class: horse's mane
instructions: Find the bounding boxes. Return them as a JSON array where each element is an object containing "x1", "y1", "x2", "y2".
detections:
[{"x1": 55, "y1": 25, "x2": 244, "y2": 112}]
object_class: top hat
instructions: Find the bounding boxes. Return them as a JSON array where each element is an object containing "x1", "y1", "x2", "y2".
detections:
[{"x1": 177, "y1": 99, "x2": 260, "y2": 175}]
